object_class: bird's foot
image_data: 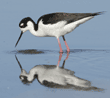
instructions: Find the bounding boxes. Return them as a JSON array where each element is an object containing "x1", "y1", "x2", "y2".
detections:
[
  {"x1": 59, "y1": 51, "x2": 63, "y2": 53},
  {"x1": 67, "y1": 48, "x2": 70, "y2": 53}
]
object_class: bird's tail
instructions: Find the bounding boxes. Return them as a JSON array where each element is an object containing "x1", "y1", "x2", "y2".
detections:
[{"x1": 94, "y1": 11, "x2": 106, "y2": 16}]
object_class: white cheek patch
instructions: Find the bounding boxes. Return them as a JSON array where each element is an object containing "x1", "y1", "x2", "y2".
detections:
[{"x1": 20, "y1": 23, "x2": 24, "y2": 26}]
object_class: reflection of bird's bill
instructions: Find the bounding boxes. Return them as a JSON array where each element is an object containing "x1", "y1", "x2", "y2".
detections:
[
  {"x1": 15, "y1": 31, "x2": 23, "y2": 47},
  {"x1": 15, "y1": 55, "x2": 23, "y2": 71}
]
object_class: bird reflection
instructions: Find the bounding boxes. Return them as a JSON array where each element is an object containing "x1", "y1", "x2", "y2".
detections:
[{"x1": 15, "y1": 53, "x2": 103, "y2": 91}]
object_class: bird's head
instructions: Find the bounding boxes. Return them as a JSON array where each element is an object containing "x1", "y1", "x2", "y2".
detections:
[
  {"x1": 19, "y1": 69, "x2": 37, "y2": 85},
  {"x1": 15, "y1": 17, "x2": 35, "y2": 47},
  {"x1": 19, "y1": 17, "x2": 35, "y2": 33},
  {"x1": 19, "y1": 70, "x2": 31, "y2": 85},
  {"x1": 15, "y1": 55, "x2": 37, "y2": 85},
  {"x1": 19, "y1": 68, "x2": 31, "y2": 84}
]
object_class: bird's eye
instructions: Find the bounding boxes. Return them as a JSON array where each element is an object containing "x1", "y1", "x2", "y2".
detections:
[
  {"x1": 20, "y1": 23, "x2": 24, "y2": 27},
  {"x1": 20, "y1": 76, "x2": 24, "y2": 80}
]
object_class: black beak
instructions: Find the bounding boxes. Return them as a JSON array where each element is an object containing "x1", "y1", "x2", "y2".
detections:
[
  {"x1": 15, "y1": 31, "x2": 23, "y2": 47},
  {"x1": 15, "y1": 55, "x2": 23, "y2": 71}
]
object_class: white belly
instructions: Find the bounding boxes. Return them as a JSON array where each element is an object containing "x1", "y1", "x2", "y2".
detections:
[{"x1": 37, "y1": 16, "x2": 94, "y2": 38}]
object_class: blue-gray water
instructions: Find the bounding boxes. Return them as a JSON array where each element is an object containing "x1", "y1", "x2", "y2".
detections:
[{"x1": 0, "y1": 0, "x2": 110, "y2": 98}]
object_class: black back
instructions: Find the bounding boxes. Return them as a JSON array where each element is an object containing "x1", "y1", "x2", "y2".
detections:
[
  {"x1": 42, "y1": 80, "x2": 103, "y2": 91},
  {"x1": 37, "y1": 12, "x2": 102, "y2": 25}
]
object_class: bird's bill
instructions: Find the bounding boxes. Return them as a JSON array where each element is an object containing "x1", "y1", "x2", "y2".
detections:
[
  {"x1": 15, "y1": 55, "x2": 23, "y2": 71},
  {"x1": 15, "y1": 31, "x2": 23, "y2": 47}
]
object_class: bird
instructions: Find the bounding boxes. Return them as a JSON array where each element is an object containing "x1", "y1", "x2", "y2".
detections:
[
  {"x1": 15, "y1": 12, "x2": 104, "y2": 53},
  {"x1": 15, "y1": 55, "x2": 103, "y2": 91}
]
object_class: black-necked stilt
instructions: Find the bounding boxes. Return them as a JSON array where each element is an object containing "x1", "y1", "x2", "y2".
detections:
[
  {"x1": 15, "y1": 12, "x2": 104, "y2": 53},
  {"x1": 15, "y1": 54, "x2": 103, "y2": 91}
]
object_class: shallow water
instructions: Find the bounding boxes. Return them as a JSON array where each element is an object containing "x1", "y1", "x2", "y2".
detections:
[
  {"x1": 0, "y1": 0, "x2": 110, "y2": 98},
  {"x1": 1, "y1": 49, "x2": 110, "y2": 98}
]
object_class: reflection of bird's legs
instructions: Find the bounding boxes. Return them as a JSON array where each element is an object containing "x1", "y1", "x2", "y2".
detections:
[
  {"x1": 62, "y1": 53, "x2": 69, "y2": 68},
  {"x1": 57, "y1": 53, "x2": 63, "y2": 66}
]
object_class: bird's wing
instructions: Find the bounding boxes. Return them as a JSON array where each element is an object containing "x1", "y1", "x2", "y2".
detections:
[
  {"x1": 65, "y1": 76, "x2": 91, "y2": 88},
  {"x1": 37, "y1": 12, "x2": 102, "y2": 25}
]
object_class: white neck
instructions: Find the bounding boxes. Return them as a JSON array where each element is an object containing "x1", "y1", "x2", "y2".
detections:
[
  {"x1": 27, "y1": 68, "x2": 37, "y2": 81},
  {"x1": 27, "y1": 21, "x2": 44, "y2": 37},
  {"x1": 29, "y1": 27, "x2": 38, "y2": 36}
]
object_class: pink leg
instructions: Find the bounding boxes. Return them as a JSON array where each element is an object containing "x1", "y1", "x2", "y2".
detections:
[
  {"x1": 64, "y1": 41, "x2": 70, "y2": 52},
  {"x1": 65, "y1": 52, "x2": 69, "y2": 60},
  {"x1": 62, "y1": 53, "x2": 70, "y2": 68},
  {"x1": 62, "y1": 36, "x2": 70, "y2": 52},
  {"x1": 57, "y1": 38, "x2": 63, "y2": 53},
  {"x1": 57, "y1": 53, "x2": 62, "y2": 66}
]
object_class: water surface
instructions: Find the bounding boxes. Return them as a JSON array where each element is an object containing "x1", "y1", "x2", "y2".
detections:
[
  {"x1": 1, "y1": 49, "x2": 110, "y2": 98},
  {"x1": 0, "y1": 0, "x2": 110, "y2": 98}
]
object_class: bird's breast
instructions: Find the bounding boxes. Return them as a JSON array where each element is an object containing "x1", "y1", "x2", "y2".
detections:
[{"x1": 38, "y1": 20, "x2": 67, "y2": 38}]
